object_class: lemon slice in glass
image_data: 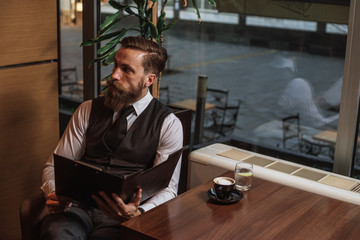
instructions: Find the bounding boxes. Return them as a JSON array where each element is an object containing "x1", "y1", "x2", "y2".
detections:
[{"x1": 237, "y1": 172, "x2": 253, "y2": 177}]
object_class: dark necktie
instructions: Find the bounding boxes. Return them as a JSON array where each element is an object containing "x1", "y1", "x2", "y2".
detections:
[{"x1": 105, "y1": 105, "x2": 135, "y2": 151}]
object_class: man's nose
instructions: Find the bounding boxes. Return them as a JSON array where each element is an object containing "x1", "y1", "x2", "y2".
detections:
[{"x1": 112, "y1": 67, "x2": 122, "y2": 80}]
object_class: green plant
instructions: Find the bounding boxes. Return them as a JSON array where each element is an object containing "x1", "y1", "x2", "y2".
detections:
[{"x1": 81, "y1": 0, "x2": 216, "y2": 96}]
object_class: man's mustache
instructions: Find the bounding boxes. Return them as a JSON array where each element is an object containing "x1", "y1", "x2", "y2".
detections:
[
  {"x1": 106, "y1": 78, "x2": 116, "y2": 86},
  {"x1": 107, "y1": 79, "x2": 124, "y2": 92}
]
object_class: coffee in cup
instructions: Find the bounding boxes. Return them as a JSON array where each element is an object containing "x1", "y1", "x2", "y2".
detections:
[{"x1": 213, "y1": 177, "x2": 235, "y2": 199}]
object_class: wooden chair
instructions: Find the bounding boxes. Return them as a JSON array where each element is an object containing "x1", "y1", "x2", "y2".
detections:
[
  {"x1": 282, "y1": 113, "x2": 334, "y2": 158},
  {"x1": 203, "y1": 100, "x2": 241, "y2": 141},
  {"x1": 19, "y1": 193, "x2": 49, "y2": 240},
  {"x1": 60, "y1": 67, "x2": 81, "y2": 97},
  {"x1": 282, "y1": 113, "x2": 300, "y2": 151},
  {"x1": 203, "y1": 87, "x2": 229, "y2": 132},
  {"x1": 299, "y1": 136, "x2": 335, "y2": 158},
  {"x1": 206, "y1": 87, "x2": 229, "y2": 108}
]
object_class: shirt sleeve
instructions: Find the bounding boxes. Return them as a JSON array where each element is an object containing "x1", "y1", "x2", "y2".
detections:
[
  {"x1": 40, "y1": 100, "x2": 92, "y2": 196},
  {"x1": 139, "y1": 112, "x2": 184, "y2": 212}
]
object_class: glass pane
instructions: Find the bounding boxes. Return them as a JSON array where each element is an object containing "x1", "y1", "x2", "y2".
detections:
[
  {"x1": 164, "y1": 1, "x2": 347, "y2": 170},
  {"x1": 59, "y1": 0, "x2": 83, "y2": 101},
  {"x1": 96, "y1": 1, "x2": 349, "y2": 171},
  {"x1": 59, "y1": 0, "x2": 84, "y2": 137}
]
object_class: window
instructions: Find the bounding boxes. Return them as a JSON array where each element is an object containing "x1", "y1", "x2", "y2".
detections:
[
  {"x1": 59, "y1": 0, "x2": 83, "y2": 101},
  {"x1": 81, "y1": 0, "x2": 360, "y2": 176}
]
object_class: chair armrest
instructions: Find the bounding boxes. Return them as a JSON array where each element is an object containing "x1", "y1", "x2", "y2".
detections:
[{"x1": 20, "y1": 193, "x2": 50, "y2": 240}]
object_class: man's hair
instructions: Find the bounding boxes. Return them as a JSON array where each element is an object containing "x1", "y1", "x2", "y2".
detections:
[{"x1": 120, "y1": 36, "x2": 168, "y2": 76}]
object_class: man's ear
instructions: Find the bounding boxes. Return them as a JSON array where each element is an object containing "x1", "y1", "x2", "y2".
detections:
[{"x1": 145, "y1": 73, "x2": 156, "y2": 87}]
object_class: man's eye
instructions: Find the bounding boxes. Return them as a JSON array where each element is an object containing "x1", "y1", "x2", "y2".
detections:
[{"x1": 122, "y1": 67, "x2": 131, "y2": 73}]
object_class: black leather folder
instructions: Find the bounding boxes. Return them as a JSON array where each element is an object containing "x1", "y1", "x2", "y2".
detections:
[{"x1": 54, "y1": 146, "x2": 187, "y2": 207}]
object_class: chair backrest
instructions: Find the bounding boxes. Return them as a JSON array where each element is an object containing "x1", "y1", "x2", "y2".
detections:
[
  {"x1": 172, "y1": 108, "x2": 192, "y2": 195},
  {"x1": 217, "y1": 100, "x2": 242, "y2": 135},
  {"x1": 204, "y1": 87, "x2": 230, "y2": 130},
  {"x1": 282, "y1": 113, "x2": 300, "y2": 150},
  {"x1": 206, "y1": 87, "x2": 229, "y2": 108},
  {"x1": 159, "y1": 85, "x2": 170, "y2": 104},
  {"x1": 20, "y1": 193, "x2": 49, "y2": 240},
  {"x1": 61, "y1": 67, "x2": 78, "y2": 84},
  {"x1": 60, "y1": 67, "x2": 80, "y2": 97},
  {"x1": 203, "y1": 100, "x2": 241, "y2": 141}
]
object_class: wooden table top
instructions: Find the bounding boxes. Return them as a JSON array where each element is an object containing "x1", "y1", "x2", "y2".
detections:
[
  {"x1": 312, "y1": 129, "x2": 337, "y2": 144},
  {"x1": 169, "y1": 99, "x2": 216, "y2": 112},
  {"x1": 120, "y1": 171, "x2": 360, "y2": 240}
]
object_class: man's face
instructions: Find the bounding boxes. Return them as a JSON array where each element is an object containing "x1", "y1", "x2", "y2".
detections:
[{"x1": 105, "y1": 48, "x2": 154, "y2": 112}]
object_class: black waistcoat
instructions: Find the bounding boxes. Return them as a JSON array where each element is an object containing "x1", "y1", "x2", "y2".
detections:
[{"x1": 82, "y1": 97, "x2": 172, "y2": 177}]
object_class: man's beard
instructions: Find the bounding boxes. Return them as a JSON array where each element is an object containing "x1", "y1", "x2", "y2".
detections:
[{"x1": 104, "y1": 79, "x2": 145, "y2": 112}]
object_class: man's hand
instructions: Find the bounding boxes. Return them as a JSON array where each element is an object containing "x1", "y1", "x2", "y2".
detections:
[
  {"x1": 92, "y1": 189, "x2": 142, "y2": 221},
  {"x1": 45, "y1": 192, "x2": 73, "y2": 214}
]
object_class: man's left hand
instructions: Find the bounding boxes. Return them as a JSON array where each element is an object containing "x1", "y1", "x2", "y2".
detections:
[{"x1": 92, "y1": 189, "x2": 142, "y2": 221}]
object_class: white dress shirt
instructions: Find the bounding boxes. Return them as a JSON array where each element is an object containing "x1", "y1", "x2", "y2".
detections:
[{"x1": 41, "y1": 91, "x2": 183, "y2": 212}]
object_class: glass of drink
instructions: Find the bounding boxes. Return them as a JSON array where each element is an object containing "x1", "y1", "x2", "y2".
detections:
[{"x1": 234, "y1": 162, "x2": 253, "y2": 191}]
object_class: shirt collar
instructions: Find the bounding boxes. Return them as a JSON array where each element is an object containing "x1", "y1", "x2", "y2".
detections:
[{"x1": 131, "y1": 90, "x2": 153, "y2": 116}]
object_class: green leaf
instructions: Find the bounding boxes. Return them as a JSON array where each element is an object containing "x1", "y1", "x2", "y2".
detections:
[
  {"x1": 124, "y1": 6, "x2": 139, "y2": 17},
  {"x1": 134, "y1": 0, "x2": 145, "y2": 12},
  {"x1": 97, "y1": 30, "x2": 127, "y2": 55},
  {"x1": 90, "y1": 51, "x2": 112, "y2": 65},
  {"x1": 157, "y1": 12, "x2": 166, "y2": 33},
  {"x1": 100, "y1": 10, "x2": 121, "y2": 30},
  {"x1": 104, "y1": 50, "x2": 118, "y2": 65},
  {"x1": 97, "y1": 37, "x2": 119, "y2": 56},
  {"x1": 206, "y1": 0, "x2": 216, "y2": 8},
  {"x1": 108, "y1": 0, "x2": 128, "y2": 10},
  {"x1": 191, "y1": 0, "x2": 201, "y2": 21},
  {"x1": 142, "y1": 23, "x2": 151, "y2": 39},
  {"x1": 163, "y1": 19, "x2": 178, "y2": 32},
  {"x1": 93, "y1": 29, "x2": 125, "y2": 45},
  {"x1": 99, "y1": 17, "x2": 121, "y2": 36},
  {"x1": 99, "y1": 44, "x2": 116, "y2": 57},
  {"x1": 81, "y1": 39, "x2": 94, "y2": 47},
  {"x1": 155, "y1": 34, "x2": 162, "y2": 43},
  {"x1": 146, "y1": 20, "x2": 159, "y2": 39}
]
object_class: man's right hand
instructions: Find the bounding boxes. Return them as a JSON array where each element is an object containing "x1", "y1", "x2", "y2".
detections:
[{"x1": 45, "y1": 192, "x2": 73, "y2": 214}]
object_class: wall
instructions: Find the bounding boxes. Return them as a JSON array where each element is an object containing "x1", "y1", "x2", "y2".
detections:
[{"x1": 0, "y1": 1, "x2": 59, "y2": 239}]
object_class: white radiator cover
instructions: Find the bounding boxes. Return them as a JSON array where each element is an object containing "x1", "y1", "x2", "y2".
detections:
[{"x1": 189, "y1": 143, "x2": 360, "y2": 205}]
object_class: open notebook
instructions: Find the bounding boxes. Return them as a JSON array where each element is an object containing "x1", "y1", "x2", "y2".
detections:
[{"x1": 54, "y1": 146, "x2": 187, "y2": 207}]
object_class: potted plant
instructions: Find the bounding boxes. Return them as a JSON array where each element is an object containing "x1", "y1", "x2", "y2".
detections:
[{"x1": 81, "y1": 0, "x2": 216, "y2": 97}]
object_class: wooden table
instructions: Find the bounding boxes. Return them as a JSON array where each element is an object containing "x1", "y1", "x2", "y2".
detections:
[
  {"x1": 313, "y1": 129, "x2": 360, "y2": 146},
  {"x1": 120, "y1": 171, "x2": 360, "y2": 240},
  {"x1": 169, "y1": 99, "x2": 216, "y2": 112},
  {"x1": 312, "y1": 129, "x2": 337, "y2": 144}
]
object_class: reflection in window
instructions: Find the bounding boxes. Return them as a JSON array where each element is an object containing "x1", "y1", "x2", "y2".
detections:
[
  {"x1": 162, "y1": 1, "x2": 345, "y2": 170},
  {"x1": 59, "y1": 0, "x2": 83, "y2": 101},
  {"x1": 59, "y1": 0, "x2": 83, "y2": 136},
  {"x1": 95, "y1": 1, "x2": 349, "y2": 171}
]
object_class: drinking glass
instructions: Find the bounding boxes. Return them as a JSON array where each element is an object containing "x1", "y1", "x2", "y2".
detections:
[{"x1": 234, "y1": 162, "x2": 253, "y2": 191}]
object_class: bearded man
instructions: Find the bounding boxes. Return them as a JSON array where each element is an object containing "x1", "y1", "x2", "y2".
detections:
[{"x1": 40, "y1": 36, "x2": 183, "y2": 240}]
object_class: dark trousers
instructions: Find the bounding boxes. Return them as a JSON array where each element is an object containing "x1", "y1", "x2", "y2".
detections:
[{"x1": 40, "y1": 204, "x2": 123, "y2": 240}]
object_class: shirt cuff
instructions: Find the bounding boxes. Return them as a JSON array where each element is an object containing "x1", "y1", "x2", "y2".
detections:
[
  {"x1": 138, "y1": 207, "x2": 145, "y2": 214},
  {"x1": 139, "y1": 203, "x2": 156, "y2": 212},
  {"x1": 40, "y1": 180, "x2": 55, "y2": 196}
]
